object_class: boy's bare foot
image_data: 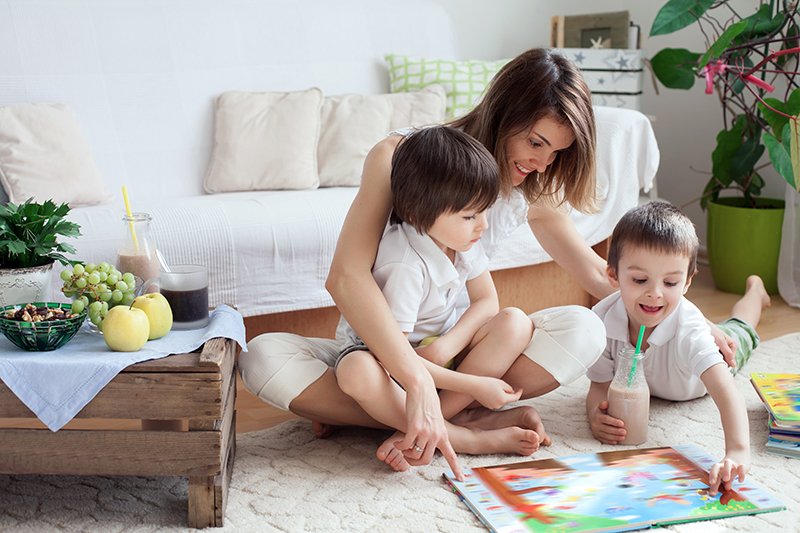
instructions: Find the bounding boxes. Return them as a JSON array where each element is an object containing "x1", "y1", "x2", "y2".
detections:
[
  {"x1": 745, "y1": 275, "x2": 771, "y2": 309},
  {"x1": 450, "y1": 405, "x2": 551, "y2": 446},
  {"x1": 376, "y1": 431, "x2": 411, "y2": 472},
  {"x1": 312, "y1": 420, "x2": 335, "y2": 439},
  {"x1": 457, "y1": 426, "x2": 541, "y2": 456}
]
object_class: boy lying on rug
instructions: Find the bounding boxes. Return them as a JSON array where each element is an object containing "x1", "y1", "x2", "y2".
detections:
[{"x1": 585, "y1": 201, "x2": 771, "y2": 495}]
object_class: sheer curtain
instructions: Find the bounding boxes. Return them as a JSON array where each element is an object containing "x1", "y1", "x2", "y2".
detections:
[{"x1": 778, "y1": 184, "x2": 800, "y2": 308}]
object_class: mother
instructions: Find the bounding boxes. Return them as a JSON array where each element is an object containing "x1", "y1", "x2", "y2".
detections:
[{"x1": 242, "y1": 48, "x2": 624, "y2": 474}]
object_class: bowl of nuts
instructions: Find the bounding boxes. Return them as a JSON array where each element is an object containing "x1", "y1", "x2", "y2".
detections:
[{"x1": 0, "y1": 302, "x2": 86, "y2": 351}]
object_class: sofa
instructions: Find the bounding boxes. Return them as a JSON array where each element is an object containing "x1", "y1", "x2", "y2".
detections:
[{"x1": 0, "y1": 0, "x2": 659, "y2": 340}]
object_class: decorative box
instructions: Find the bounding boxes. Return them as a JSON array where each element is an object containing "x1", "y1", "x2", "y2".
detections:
[{"x1": 553, "y1": 48, "x2": 644, "y2": 110}]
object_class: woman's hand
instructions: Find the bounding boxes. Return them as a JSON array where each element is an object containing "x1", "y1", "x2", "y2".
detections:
[{"x1": 397, "y1": 376, "x2": 463, "y2": 480}]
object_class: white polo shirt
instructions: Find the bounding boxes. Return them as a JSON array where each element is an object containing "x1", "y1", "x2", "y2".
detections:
[
  {"x1": 336, "y1": 222, "x2": 489, "y2": 345},
  {"x1": 587, "y1": 291, "x2": 724, "y2": 401}
]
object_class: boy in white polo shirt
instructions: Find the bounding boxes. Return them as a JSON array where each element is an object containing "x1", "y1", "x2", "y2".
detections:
[
  {"x1": 586, "y1": 201, "x2": 770, "y2": 495},
  {"x1": 336, "y1": 126, "x2": 549, "y2": 470}
]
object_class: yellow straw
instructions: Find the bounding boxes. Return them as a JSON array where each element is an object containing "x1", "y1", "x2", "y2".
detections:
[{"x1": 121, "y1": 185, "x2": 139, "y2": 252}]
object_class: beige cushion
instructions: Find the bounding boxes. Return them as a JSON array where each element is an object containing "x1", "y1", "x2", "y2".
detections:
[
  {"x1": 204, "y1": 88, "x2": 323, "y2": 193},
  {"x1": 317, "y1": 85, "x2": 446, "y2": 187},
  {"x1": 0, "y1": 103, "x2": 111, "y2": 206}
]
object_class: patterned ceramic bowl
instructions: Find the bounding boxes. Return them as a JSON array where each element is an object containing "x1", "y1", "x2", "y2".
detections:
[{"x1": 0, "y1": 302, "x2": 86, "y2": 351}]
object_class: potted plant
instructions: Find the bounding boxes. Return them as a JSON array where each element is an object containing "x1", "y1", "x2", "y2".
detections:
[
  {"x1": 0, "y1": 198, "x2": 81, "y2": 306},
  {"x1": 648, "y1": 0, "x2": 799, "y2": 294}
]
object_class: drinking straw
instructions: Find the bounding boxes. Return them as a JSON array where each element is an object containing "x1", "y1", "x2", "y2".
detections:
[
  {"x1": 121, "y1": 185, "x2": 139, "y2": 252},
  {"x1": 627, "y1": 324, "x2": 646, "y2": 387}
]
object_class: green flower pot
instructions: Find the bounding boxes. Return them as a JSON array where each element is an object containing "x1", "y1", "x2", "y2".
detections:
[{"x1": 707, "y1": 197, "x2": 784, "y2": 294}]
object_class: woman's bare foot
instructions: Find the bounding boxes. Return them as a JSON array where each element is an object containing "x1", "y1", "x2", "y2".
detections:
[
  {"x1": 312, "y1": 420, "x2": 335, "y2": 439},
  {"x1": 746, "y1": 275, "x2": 771, "y2": 309},
  {"x1": 450, "y1": 405, "x2": 551, "y2": 445},
  {"x1": 376, "y1": 431, "x2": 412, "y2": 472},
  {"x1": 456, "y1": 426, "x2": 541, "y2": 456}
]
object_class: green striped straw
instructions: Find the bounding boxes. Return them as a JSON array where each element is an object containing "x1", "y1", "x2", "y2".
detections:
[{"x1": 627, "y1": 325, "x2": 646, "y2": 387}]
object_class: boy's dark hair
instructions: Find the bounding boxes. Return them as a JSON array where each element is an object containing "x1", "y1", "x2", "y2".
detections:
[
  {"x1": 607, "y1": 201, "x2": 699, "y2": 276},
  {"x1": 390, "y1": 126, "x2": 499, "y2": 233}
]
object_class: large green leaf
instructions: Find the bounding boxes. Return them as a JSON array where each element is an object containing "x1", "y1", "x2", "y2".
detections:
[
  {"x1": 763, "y1": 125, "x2": 796, "y2": 189},
  {"x1": 650, "y1": 0, "x2": 715, "y2": 36},
  {"x1": 729, "y1": 136, "x2": 764, "y2": 183},
  {"x1": 735, "y1": 4, "x2": 785, "y2": 43},
  {"x1": 650, "y1": 48, "x2": 701, "y2": 89},
  {"x1": 711, "y1": 116, "x2": 747, "y2": 185},
  {"x1": 780, "y1": 23, "x2": 800, "y2": 67},
  {"x1": 759, "y1": 89, "x2": 800, "y2": 141},
  {"x1": 699, "y1": 20, "x2": 748, "y2": 68}
]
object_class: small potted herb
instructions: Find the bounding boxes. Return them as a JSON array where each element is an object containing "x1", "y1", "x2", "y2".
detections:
[{"x1": 0, "y1": 198, "x2": 81, "y2": 305}]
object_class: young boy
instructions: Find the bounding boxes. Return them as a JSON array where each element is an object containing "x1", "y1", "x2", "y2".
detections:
[
  {"x1": 335, "y1": 126, "x2": 548, "y2": 471},
  {"x1": 585, "y1": 201, "x2": 770, "y2": 495}
]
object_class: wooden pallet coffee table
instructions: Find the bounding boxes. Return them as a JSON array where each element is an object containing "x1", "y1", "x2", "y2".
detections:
[{"x1": 0, "y1": 337, "x2": 237, "y2": 528}]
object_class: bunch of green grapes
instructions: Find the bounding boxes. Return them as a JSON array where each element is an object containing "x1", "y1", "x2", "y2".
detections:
[{"x1": 60, "y1": 262, "x2": 137, "y2": 328}]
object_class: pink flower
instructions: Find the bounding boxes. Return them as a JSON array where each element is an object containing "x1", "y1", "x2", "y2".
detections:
[{"x1": 700, "y1": 60, "x2": 727, "y2": 94}]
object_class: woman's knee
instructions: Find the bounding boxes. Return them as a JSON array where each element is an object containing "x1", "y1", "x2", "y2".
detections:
[
  {"x1": 239, "y1": 332, "x2": 331, "y2": 411},
  {"x1": 524, "y1": 305, "x2": 606, "y2": 385}
]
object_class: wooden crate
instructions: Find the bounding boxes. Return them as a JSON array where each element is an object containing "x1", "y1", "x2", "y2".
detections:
[{"x1": 0, "y1": 337, "x2": 237, "y2": 528}]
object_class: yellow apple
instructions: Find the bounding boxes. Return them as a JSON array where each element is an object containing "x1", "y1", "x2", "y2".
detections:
[
  {"x1": 132, "y1": 292, "x2": 173, "y2": 339},
  {"x1": 103, "y1": 305, "x2": 150, "y2": 352}
]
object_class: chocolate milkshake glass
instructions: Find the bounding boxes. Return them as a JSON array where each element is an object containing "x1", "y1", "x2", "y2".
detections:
[
  {"x1": 160, "y1": 265, "x2": 209, "y2": 329},
  {"x1": 116, "y1": 212, "x2": 160, "y2": 294},
  {"x1": 607, "y1": 347, "x2": 650, "y2": 445}
]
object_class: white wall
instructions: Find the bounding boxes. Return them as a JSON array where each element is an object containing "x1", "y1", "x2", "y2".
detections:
[{"x1": 431, "y1": 0, "x2": 785, "y2": 245}]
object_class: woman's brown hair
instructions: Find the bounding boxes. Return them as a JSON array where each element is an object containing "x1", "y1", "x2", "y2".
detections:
[{"x1": 451, "y1": 48, "x2": 597, "y2": 212}]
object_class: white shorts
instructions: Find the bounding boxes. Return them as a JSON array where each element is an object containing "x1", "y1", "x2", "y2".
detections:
[{"x1": 239, "y1": 305, "x2": 605, "y2": 410}]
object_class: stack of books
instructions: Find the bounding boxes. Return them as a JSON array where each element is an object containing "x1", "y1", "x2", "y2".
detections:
[{"x1": 750, "y1": 373, "x2": 800, "y2": 458}]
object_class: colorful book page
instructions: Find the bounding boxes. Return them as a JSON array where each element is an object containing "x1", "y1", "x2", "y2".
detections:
[
  {"x1": 443, "y1": 445, "x2": 784, "y2": 533},
  {"x1": 750, "y1": 373, "x2": 800, "y2": 425}
]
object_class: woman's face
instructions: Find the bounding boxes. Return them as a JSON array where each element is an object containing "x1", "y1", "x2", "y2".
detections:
[{"x1": 504, "y1": 116, "x2": 575, "y2": 187}]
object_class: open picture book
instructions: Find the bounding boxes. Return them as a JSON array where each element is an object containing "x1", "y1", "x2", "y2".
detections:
[{"x1": 443, "y1": 445, "x2": 784, "y2": 533}]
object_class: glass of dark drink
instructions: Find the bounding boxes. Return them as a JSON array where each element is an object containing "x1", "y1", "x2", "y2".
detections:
[{"x1": 160, "y1": 265, "x2": 209, "y2": 330}]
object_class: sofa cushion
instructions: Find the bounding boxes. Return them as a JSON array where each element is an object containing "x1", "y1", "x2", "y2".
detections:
[
  {"x1": 204, "y1": 88, "x2": 323, "y2": 193},
  {"x1": 318, "y1": 85, "x2": 446, "y2": 187},
  {"x1": 0, "y1": 103, "x2": 111, "y2": 206},
  {"x1": 385, "y1": 54, "x2": 509, "y2": 118}
]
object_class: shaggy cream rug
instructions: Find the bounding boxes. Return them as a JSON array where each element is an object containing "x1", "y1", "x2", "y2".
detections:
[{"x1": 1, "y1": 333, "x2": 799, "y2": 532}]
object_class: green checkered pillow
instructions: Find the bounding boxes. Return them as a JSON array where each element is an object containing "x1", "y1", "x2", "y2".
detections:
[{"x1": 385, "y1": 54, "x2": 509, "y2": 118}]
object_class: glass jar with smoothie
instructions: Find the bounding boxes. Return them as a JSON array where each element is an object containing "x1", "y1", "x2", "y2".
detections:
[
  {"x1": 607, "y1": 347, "x2": 650, "y2": 445},
  {"x1": 116, "y1": 212, "x2": 161, "y2": 294}
]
